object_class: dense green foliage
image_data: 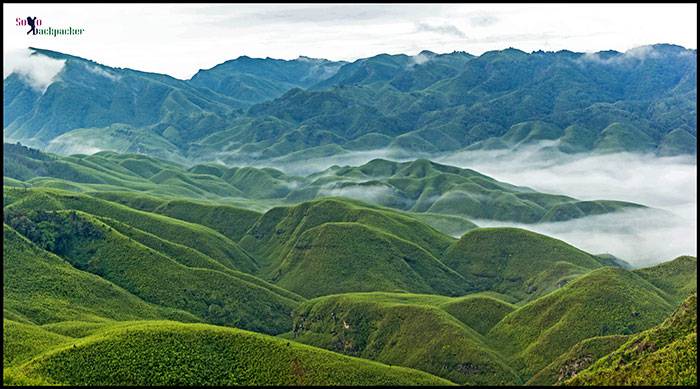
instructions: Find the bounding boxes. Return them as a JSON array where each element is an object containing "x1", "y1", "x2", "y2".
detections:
[
  {"x1": 525, "y1": 335, "x2": 629, "y2": 385},
  {"x1": 489, "y1": 267, "x2": 675, "y2": 377},
  {"x1": 443, "y1": 227, "x2": 604, "y2": 301},
  {"x1": 4, "y1": 321, "x2": 452, "y2": 386},
  {"x1": 2, "y1": 141, "x2": 696, "y2": 385},
  {"x1": 290, "y1": 292, "x2": 520, "y2": 385},
  {"x1": 3, "y1": 224, "x2": 196, "y2": 325},
  {"x1": 565, "y1": 294, "x2": 697, "y2": 386}
]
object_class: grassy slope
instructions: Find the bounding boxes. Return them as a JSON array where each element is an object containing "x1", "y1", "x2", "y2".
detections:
[
  {"x1": 5, "y1": 211, "x2": 298, "y2": 335},
  {"x1": 4, "y1": 321, "x2": 453, "y2": 386},
  {"x1": 443, "y1": 227, "x2": 603, "y2": 301},
  {"x1": 271, "y1": 222, "x2": 468, "y2": 298},
  {"x1": 4, "y1": 187, "x2": 259, "y2": 273},
  {"x1": 488, "y1": 267, "x2": 674, "y2": 378},
  {"x1": 438, "y1": 294, "x2": 517, "y2": 335},
  {"x1": 3, "y1": 224, "x2": 196, "y2": 325},
  {"x1": 525, "y1": 335, "x2": 629, "y2": 385},
  {"x1": 566, "y1": 293, "x2": 697, "y2": 386},
  {"x1": 633, "y1": 255, "x2": 697, "y2": 304},
  {"x1": 4, "y1": 320, "x2": 73, "y2": 368},
  {"x1": 240, "y1": 197, "x2": 455, "y2": 274},
  {"x1": 91, "y1": 191, "x2": 262, "y2": 241},
  {"x1": 93, "y1": 215, "x2": 303, "y2": 303},
  {"x1": 289, "y1": 292, "x2": 520, "y2": 385}
]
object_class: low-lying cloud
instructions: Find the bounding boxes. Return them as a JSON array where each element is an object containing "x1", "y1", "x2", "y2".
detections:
[
  {"x1": 318, "y1": 183, "x2": 399, "y2": 205},
  {"x1": 436, "y1": 145, "x2": 697, "y2": 266},
  {"x1": 4, "y1": 48, "x2": 66, "y2": 93}
]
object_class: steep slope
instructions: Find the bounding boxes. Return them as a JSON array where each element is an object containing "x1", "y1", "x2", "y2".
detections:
[
  {"x1": 4, "y1": 321, "x2": 453, "y2": 386},
  {"x1": 4, "y1": 209, "x2": 298, "y2": 335},
  {"x1": 4, "y1": 187, "x2": 259, "y2": 273},
  {"x1": 270, "y1": 222, "x2": 468, "y2": 298},
  {"x1": 442, "y1": 227, "x2": 604, "y2": 301},
  {"x1": 239, "y1": 198, "x2": 455, "y2": 273},
  {"x1": 525, "y1": 335, "x2": 629, "y2": 385},
  {"x1": 4, "y1": 48, "x2": 240, "y2": 152},
  {"x1": 289, "y1": 292, "x2": 520, "y2": 385},
  {"x1": 634, "y1": 255, "x2": 697, "y2": 304},
  {"x1": 91, "y1": 191, "x2": 262, "y2": 241},
  {"x1": 3, "y1": 224, "x2": 196, "y2": 325},
  {"x1": 5, "y1": 45, "x2": 695, "y2": 164},
  {"x1": 565, "y1": 293, "x2": 697, "y2": 386},
  {"x1": 190, "y1": 55, "x2": 345, "y2": 104},
  {"x1": 488, "y1": 267, "x2": 676, "y2": 378}
]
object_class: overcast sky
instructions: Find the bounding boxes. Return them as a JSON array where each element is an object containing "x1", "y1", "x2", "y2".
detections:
[{"x1": 3, "y1": 3, "x2": 697, "y2": 79}]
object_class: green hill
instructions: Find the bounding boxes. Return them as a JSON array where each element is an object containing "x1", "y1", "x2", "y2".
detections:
[
  {"x1": 289, "y1": 292, "x2": 520, "y2": 385},
  {"x1": 4, "y1": 209, "x2": 299, "y2": 335},
  {"x1": 443, "y1": 227, "x2": 605, "y2": 301},
  {"x1": 270, "y1": 222, "x2": 468, "y2": 298},
  {"x1": 4, "y1": 187, "x2": 259, "y2": 273},
  {"x1": 304, "y1": 158, "x2": 644, "y2": 224},
  {"x1": 91, "y1": 191, "x2": 262, "y2": 241},
  {"x1": 239, "y1": 198, "x2": 455, "y2": 274},
  {"x1": 525, "y1": 335, "x2": 629, "y2": 385},
  {"x1": 488, "y1": 267, "x2": 676, "y2": 378},
  {"x1": 634, "y1": 256, "x2": 697, "y2": 304},
  {"x1": 565, "y1": 293, "x2": 697, "y2": 386},
  {"x1": 4, "y1": 321, "x2": 452, "y2": 386},
  {"x1": 3, "y1": 224, "x2": 196, "y2": 325},
  {"x1": 4, "y1": 144, "x2": 649, "y2": 229}
]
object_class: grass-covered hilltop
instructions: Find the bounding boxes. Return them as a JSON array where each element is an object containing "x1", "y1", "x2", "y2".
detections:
[{"x1": 3, "y1": 40, "x2": 697, "y2": 386}]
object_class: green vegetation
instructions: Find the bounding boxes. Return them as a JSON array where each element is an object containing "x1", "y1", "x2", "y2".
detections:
[
  {"x1": 4, "y1": 210, "x2": 298, "y2": 335},
  {"x1": 526, "y1": 335, "x2": 629, "y2": 385},
  {"x1": 634, "y1": 255, "x2": 697, "y2": 304},
  {"x1": 290, "y1": 292, "x2": 520, "y2": 385},
  {"x1": 272, "y1": 222, "x2": 467, "y2": 298},
  {"x1": 566, "y1": 294, "x2": 697, "y2": 386},
  {"x1": 3, "y1": 224, "x2": 196, "y2": 325},
  {"x1": 240, "y1": 197, "x2": 455, "y2": 273},
  {"x1": 4, "y1": 321, "x2": 452, "y2": 386},
  {"x1": 3, "y1": 142, "x2": 648, "y2": 227},
  {"x1": 443, "y1": 227, "x2": 604, "y2": 301},
  {"x1": 488, "y1": 267, "x2": 675, "y2": 378}
]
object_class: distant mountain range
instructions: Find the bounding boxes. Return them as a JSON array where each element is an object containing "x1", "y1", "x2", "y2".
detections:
[{"x1": 3, "y1": 44, "x2": 697, "y2": 163}]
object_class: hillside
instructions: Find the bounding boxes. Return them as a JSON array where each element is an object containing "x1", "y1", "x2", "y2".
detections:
[
  {"x1": 3, "y1": 224, "x2": 197, "y2": 325},
  {"x1": 488, "y1": 267, "x2": 676, "y2": 377},
  {"x1": 270, "y1": 222, "x2": 468, "y2": 298},
  {"x1": 565, "y1": 293, "x2": 697, "y2": 386},
  {"x1": 289, "y1": 292, "x2": 520, "y2": 385},
  {"x1": 239, "y1": 197, "x2": 455, "y2": 273},
  {"x1": 443, "y1": 227, "x2": 605, "y2": 301},
  {"x1": 4, "y1": 200, "x2": 299, "y2": 335},
  {"x1": 3, "y1": 321, "x2": 452, "y2": 386}
]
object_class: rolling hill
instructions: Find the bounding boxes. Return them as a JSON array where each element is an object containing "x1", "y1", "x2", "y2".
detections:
[
  {"x1": 288, "y1": 292, "x2": 520, "y2": 385},
  {"x1": 4, "y1": 321, "x2": 452, "y2": 386},
  {"x1": 565, "y1": 293, "x2": 697, "y2": 386}
]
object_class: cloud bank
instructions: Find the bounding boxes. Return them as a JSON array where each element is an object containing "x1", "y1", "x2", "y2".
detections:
[{"x1": 4, "y1": 48, "x2": 66, "y2": 92}]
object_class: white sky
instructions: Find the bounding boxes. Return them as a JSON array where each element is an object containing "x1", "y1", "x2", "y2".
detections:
[{"x1": 3, "y1": 3, "x2": 697, "y2": 79}]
